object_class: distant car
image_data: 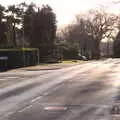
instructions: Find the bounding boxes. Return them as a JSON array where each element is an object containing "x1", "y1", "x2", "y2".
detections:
[
  {"x1": 78, "y1": 55, "x2": 87, "y2": 61},
  {"x1": 82, "y1": 56, "x2": 87, "y2": 60}
]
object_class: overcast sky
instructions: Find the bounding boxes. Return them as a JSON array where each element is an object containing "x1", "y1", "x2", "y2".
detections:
[{"x1": 1, "y1": 0, "x2": 120, "y2": 27}]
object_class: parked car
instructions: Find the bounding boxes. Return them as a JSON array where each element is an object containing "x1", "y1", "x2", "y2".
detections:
[{"x1": 78, "y1": 54, "x2": 87, "y2": 61}]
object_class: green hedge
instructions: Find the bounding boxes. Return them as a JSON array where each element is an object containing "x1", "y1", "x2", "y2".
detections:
[{"x1": 0, "y1": 48, "x2": 39, "y2": 70}]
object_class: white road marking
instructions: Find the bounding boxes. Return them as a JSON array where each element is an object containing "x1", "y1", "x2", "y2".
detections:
[
  {"x1": 31, "y1": 96, "x2": 42, "y2": 103},
  {"x1": 43, "y1": 84, "x2": 62, "y2": 96},
  {"x1": 18, "y1": 105, "x2": 32, "y2": 113}
]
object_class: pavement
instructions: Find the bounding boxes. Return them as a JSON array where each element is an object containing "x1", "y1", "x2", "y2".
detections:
[{"x1": 0, "y1": 59, "x2": 120, "y2": 120}]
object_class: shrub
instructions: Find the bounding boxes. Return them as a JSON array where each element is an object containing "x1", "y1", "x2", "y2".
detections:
[{"x1": 0, "y1": 48, "x2": 39, "y2": 70}]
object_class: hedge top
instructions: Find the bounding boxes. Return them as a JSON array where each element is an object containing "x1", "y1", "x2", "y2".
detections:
[{"x1": 0, "y1": 48, "x2": 39, "y2": 52}]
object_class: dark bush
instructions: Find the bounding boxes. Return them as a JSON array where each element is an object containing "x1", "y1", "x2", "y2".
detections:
[
  {"x1": 0, "y1": 48, "x2": 39, "y2": 70},
  {"x1": 63, "y1": 45, "x2": 79, "y2": 59}
]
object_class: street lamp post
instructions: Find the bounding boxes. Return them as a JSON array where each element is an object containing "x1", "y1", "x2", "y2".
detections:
[{"x1": 22, "y1": 14, "x2": 25, "y2": 67}]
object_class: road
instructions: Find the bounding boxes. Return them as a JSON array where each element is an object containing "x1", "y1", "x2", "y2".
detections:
[{"x1": 0, "y1": 59, "x2": 120, "y2": 120}]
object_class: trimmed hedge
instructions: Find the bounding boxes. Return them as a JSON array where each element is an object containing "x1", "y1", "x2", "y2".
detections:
[{"x1": 0, "y1": 48, "x2": 39, "y2": 70}]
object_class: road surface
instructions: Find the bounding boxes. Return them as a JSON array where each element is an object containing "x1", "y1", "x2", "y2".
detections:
[{"x1": 1, "y1": 59, "x2": 120, "y2": 120}]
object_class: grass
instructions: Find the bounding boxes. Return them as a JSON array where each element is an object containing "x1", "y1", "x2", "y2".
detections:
[
  {"x1": 37, "y1": 60, "x2": 85, "y2": 66},
  {"x1": 36, "y1": 60, "x2": 77, "y2": 66},
  {"x1": 60, "y1": 60, "x2": 77, "y2": 64},
  {"x1": 60, "y1": 59, "x2": 84, "y2": 64}
]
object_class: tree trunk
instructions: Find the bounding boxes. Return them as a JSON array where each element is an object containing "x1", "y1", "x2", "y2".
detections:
[
  {"x1": 92, "y1": 40, "x2": 100, "y2": 59},
  {"x1": 13, "y1": 22, "x2": 16, "y2": 47}
]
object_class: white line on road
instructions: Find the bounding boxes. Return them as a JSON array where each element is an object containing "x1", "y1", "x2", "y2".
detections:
[
  {"x1": 18, "y1": 105, "x2": 32, "y2": 113},
  {"x1": 31, "y1": 96, "x2": 42, "y2": 103}
]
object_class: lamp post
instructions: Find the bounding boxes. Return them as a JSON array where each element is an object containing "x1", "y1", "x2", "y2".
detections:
[
  {"x1": 37, "y1": 48, "x2": 40, "y2": 65},
  {"x1": 22, "y1": 13, "x2": 25, "y2": 67}
]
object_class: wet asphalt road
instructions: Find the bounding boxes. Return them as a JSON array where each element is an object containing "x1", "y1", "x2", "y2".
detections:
[{"x1": 1, "y1": 59, "x2": 120, "y2": 120}]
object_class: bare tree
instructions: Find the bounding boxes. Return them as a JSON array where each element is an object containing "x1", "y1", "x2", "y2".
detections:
[
  {"x1": 74, "y1": 8, "x2": 118, "y2": 58},
  {"x1": 60, "y1": 7, "x2": 118, "y2": 59}
]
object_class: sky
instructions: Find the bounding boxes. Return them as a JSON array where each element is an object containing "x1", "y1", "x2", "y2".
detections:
[{"x1": 1, "y1": 0, "x2": 120, "y2": 27}]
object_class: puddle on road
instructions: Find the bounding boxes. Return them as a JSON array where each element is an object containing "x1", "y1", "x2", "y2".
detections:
[
  {"x1": 44, "y1": 106, "x2": 68, "y2": 111},
  {"x1": 25, "y1": 68, "x2": 61, "y2": 71}
]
